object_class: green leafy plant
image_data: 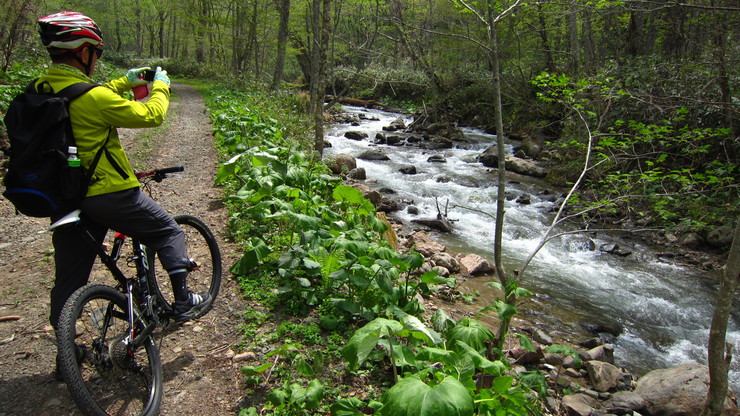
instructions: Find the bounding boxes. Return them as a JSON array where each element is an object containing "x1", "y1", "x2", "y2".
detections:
[
  {"x1": 265, "y1": 379, "x2": 325, "y2": 415},
  {"x1": 380, "y1": 375, "x2": 474, "y2": 416}
]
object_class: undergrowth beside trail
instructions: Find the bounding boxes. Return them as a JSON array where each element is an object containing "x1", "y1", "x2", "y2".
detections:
[{"x1": 197, "y1": 81, "x2": 556, "y2": 416}]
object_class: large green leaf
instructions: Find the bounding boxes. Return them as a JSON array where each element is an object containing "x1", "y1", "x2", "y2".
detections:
[
  {"x1": 431, "y1": 309, "x2": 455, "y2": 334},
  {"x1": 333, "y1": 185, "x2": 366, "y2": 205},
  {"x1": 379, "y1": 376, "x2": 474, "y2": 416},
  {"x1": 330, "y1": 397, "x2": 367, "y2": 416},
  {"x1": 454, "y1": 341, "x2": 506, "y2": 376},
  {"x1": 304, "y1": 379, "x2": 324, "y2": 409},
  {"x1": 378, "y1": 339, "x2": 417, "y2": 368},
  {"x1": 342, "y1": 318, "x2": 403, "y2": 370},
  {"x1": 447, "y1": 318, "x2": 496, "y2": 354},
  {"x1": 392, "y1": 308, "x2": 442, "y2": 345},
  {"x1": 230, "y1": 238, "x2": 271, "y2": 275}
]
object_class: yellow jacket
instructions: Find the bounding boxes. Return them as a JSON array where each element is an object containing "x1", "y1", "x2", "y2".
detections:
[{"x1": 35, "y1": 64, "x2": 170, "y2": 196}]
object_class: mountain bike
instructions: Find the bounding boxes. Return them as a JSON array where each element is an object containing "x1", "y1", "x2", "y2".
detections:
[{"x1": 52, "y1": 166, "x2": 222, "y2": 416}]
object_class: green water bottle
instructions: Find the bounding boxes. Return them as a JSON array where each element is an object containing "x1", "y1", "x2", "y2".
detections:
[{"x1": 67, "y1": 146, "x2": 81, "y2": 167}]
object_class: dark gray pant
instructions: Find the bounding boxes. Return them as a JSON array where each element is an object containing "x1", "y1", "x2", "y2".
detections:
[{"x1": 50, "y1": 187, "x2": 187, "y2": 328}]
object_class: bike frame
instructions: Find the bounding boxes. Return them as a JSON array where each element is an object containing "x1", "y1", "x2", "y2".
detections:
[{"x1": 49, "y1": 166, "x2": 185, "y2": 350}]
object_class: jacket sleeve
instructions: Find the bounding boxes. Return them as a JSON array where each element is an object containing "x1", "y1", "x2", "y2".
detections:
[
  {"x1": 94, "y1": 80, "x2": 171, "y2": 128},
  {"x1": 102, "y1": 76, "x2": 131, "y2": 95}
]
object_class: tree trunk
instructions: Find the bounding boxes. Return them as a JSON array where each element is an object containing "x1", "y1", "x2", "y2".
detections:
[
  {"x1": 702, "y1": 223, "x2": 740, "y2": 416},
  {"x1": 271, "y1": 0, "x2": 291, "y2": 90},
  {"x1": 567, "y1": 0, "x2": 579, "y2": 76},
  {"x1": 535, "y1": 2, "x2": 555, "y2": 73},
  {"x1": 484, "y1": 2, "x2": 506, "y2": 287},
  {"x1": 313, "y1": 0, "x2": 330, "y2": 157},
  {"x1": 158, "y1": 11, "x2": 166, "y2": 58},
  {"x1": 581, "y1": 6, "x2": 595, "y2": 73},
  {"x1": 308, "y1": 0, "x2": 320, "y2": 116},
  {"x1": 710, "y1": 0, "x2": 735, "y2": 139}
]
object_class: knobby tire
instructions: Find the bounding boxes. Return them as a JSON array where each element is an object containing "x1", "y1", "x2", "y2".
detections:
[
  {"x1": 147, "y1": 214, "x2": 222, "y2": 319},
  {"x1": 57, "y1": 284, "x2": 163, "y2": 416}
]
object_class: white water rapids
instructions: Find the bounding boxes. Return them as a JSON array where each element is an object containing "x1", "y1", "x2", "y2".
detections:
[{"x1": 324, "y1": 105, "x2": 739, "y2": 392}]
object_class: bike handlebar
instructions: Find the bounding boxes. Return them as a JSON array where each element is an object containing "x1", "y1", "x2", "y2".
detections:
[{"x1": 135, "y1": 165, "x2": 185, "y2": 181}]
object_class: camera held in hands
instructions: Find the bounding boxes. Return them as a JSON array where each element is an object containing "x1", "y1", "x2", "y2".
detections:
[{"x1": 143, "y1": 69, "x2": 156, "y2": 82}]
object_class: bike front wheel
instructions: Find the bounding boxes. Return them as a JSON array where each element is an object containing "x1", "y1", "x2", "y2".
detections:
[
  {"x1": 57, "y1": 284, "x2": 163, "y2": 416},
  {"x1": 147, "y1": 214, "x2": 222, "y2": 319}
]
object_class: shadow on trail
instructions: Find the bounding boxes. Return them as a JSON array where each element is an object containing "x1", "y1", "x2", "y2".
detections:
[{"x1": 0, "y1": 372, "x2": 80, "y2": 415}]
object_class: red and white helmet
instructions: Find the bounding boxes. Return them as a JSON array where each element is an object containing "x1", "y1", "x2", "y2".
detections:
[{"x1": 37, "y1": 11, "x2": 104, "y2": 52}]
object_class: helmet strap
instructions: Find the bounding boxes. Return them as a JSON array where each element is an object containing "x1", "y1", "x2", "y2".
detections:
[
  {"x1": 69, "y1": 46, "x2": 95, "y2": 77},
  {"x1": 84, "y1": 46, "x2": 95, "y2": 77}
]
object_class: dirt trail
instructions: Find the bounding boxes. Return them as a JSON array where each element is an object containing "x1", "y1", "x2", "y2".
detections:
[{"x1": 0, "y1": 83, "x2": 248, "y2": 415}]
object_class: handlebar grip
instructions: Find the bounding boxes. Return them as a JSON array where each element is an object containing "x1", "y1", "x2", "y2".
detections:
[{"x1": 159, "y1": 166, "x2": 185, "y2": 174}]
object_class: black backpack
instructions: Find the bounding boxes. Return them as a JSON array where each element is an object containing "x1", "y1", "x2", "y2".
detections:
[{"x1": 2, "y1": 80, "x2": 106, "y2": 218}]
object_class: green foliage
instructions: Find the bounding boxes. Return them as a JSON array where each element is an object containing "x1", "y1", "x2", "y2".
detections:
[
  {"x1": 208, "y1": 86, "x2": 456, "y2": 321},
  {"x1": 380, "y1": 375, "x2": 474, "y2": 416},
  {"x1": 532, "y1": 72, "x2": 738, "y2": 232},
  {"x1": 340, "y1": 313, "x2": 543, "y2": 415},
  {"x1": 329, "y1": 63, "x2": 431, "y2": 102},
  {"x1": 266, "y1": 379, "x2": 325, "y2": 415}
]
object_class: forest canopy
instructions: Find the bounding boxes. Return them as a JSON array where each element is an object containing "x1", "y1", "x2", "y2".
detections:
[{"x1": 1, "y1": 0, "x2": 738, "y2": 232}]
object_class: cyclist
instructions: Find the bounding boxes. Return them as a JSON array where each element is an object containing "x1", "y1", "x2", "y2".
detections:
[{"x1": 35, "y1": 11, "x2": 210, "y2": 374}]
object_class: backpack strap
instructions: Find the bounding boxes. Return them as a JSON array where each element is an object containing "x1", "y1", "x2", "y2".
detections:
[
  {"x1": 86, "y1": 129, "x2": 113, "y2": 186},
  {"x1": 56, "y1": 82, "x2": 98, "y2": 102},
  {"x1": 29, "y1": 80, "x2": 130, "y2": 183}
]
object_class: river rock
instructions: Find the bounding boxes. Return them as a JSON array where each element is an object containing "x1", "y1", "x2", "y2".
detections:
[
  {"x1": 424, "y1": 122, "x2": 464, "y2": 141},
  {"x1": 634, "y1": 362, "x2": 739, "y2": 416},
  {"x1": 531, "y1": 328, "x2": 553, "y2": 346},
  {"x1": 506, "y1": 155, "x2": 548, "y2": 177},
  {"x1": 427, "y1": 155, "x2": 447, "y2": 163},
  {"x1": 347, "y1": 167, "x2": 366, "y2": 180},
  {"x1": 384, "y1": 117, "x2": 407, "y2": 131},
  {"x1": 478, "y1": 148, "x2": 548, "y2": 178},
  {"x1": 706, "y1": 225, "x2": 734, "y2": 247},
  {"x1": 478, "y1": 146, "x2": 501, "y2": 167},
  {"x1": 357, "y1": 149, "x2": 390, "y2": 161},
  {"x1": 598, "y1": 243, "x2": 632, "y2": 257},
  {"x1": 399, "y1": 165, "x2": 417, "y2": 174},
  {"x1": 581, "y1": 344, "x2": 614, "y2": 364},
  {"x1": 330, "y1": 153, "x2": 356, "y2": 174},
  {"x1": 423, "y1": 137, "x2": 455, "y2": 150},
  {"x1": 516, "y1": 194, "x2": 531, "y2": 204},
  {"x1": 585, "y1": 360, "x2": 622, "y2": 392},
  {"x1": 457, "y1": 253, "x2": 494, "y2": 276},
  {"x1": 350, "y1": 183, "x2": 381, "y2": 205},
  {"x1": 344, "y1": 131, "x2": 368, "y2": 140},
  {"x1": 412, "y1": 216, "x2": 453, "y2": 232},
  {"x1": 432, "y1": 265, "x2": 450, "y2": 277},
  {"x1": 386, "y1": 135, "x2": 403, "y2": 146},
  {"x1": 517, "y1": 128, "x2": 546, "y2": 159},
  {"x1": 405, "y1": 231, "x2": 445, "y2": 257},
  {"x1": 376, "y1": 197, "x2": 399, "y2": 213},
  {"x1": 679, "y1": 232, "x2": 705, "y2": 249},
  {"x1": 562, "y1": 393, "x2": 602, "y2": 416},
  {"x1": 579, "y1": 338, "x2": 604, "y2": 349},
  {"x1": 430, "y1": 252, "x2": 459, "y2": 273},
  {"x1": 603, "y1": 391, "x2": 645, "y2": 415},
  {"x1": 510, "y1": 345, "x2": 545, "y2": 365}
]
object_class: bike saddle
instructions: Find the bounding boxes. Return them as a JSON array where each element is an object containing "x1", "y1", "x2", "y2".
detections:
[{"x1": 49, "y1": 209, "x2": 82, "y2": 231}]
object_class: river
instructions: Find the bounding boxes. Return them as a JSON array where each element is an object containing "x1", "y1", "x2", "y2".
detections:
[{"x1": 324, "y1": 105, "x2": 740, "y2": 392}]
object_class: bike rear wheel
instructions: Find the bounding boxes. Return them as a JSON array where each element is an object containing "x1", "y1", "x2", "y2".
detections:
[
  {"x1": 57, "y1": 284, "x2": 163, "y2": 416},
  {"x1": 147, "y1": 214, "x2": 221, "y2": 319}
]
